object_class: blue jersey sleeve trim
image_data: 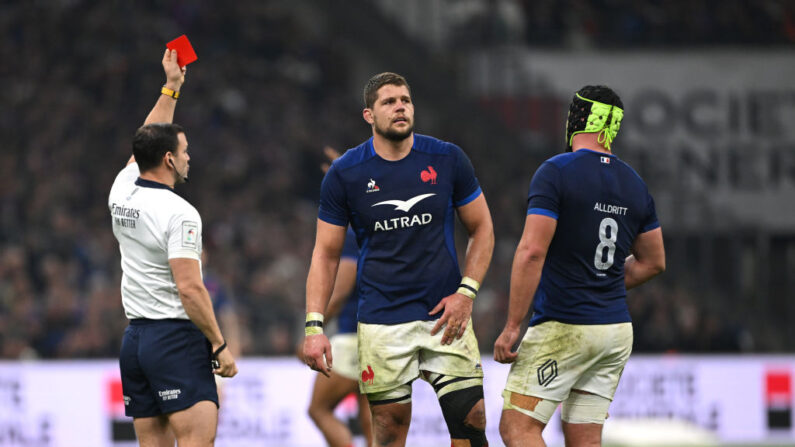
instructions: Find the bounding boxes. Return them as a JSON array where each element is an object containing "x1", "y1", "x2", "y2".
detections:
[
  {"x1": 454, "y1": 187, "x2": 482, "y2": 207},
  {"x1": 641, "y1": 221, "x2": 661, "y2": 233},
  {"x1": 527, "y1": 208, "x2": 559, "y2": 219},
  {"x1": 317, "y1": 213, "x2": 348, "y2": 227}
]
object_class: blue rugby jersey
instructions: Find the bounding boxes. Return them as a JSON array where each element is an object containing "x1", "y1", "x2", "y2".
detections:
[
  {"x1": 527, "y1": 149, "x2": 659, "y2": 326},
  {"x1": 336, "y1": 227, "x2": 359, "y2": 334},
  {"x1": 318, "y1": 134, "x2": 482, "y2": 324}
]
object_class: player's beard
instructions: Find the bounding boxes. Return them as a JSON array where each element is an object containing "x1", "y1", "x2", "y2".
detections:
[{"x1": 374, "y1": 118, "x2": 413, "y2": 142}]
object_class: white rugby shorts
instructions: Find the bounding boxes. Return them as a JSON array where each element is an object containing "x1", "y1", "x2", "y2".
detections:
[
  {"x1": 357, "y1": 319, "x2": 483, "y2": 395},
  {"x1": 330, "y1": 333, "x2": 360, "y2": 381},
  {"x1": 503, "y1": 320, "x2": 632, "y2": 402}
]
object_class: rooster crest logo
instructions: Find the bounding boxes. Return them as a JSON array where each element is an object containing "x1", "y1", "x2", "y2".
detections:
[
  {"x1": 361, "y1": 365, "x2": 375, "y2": 385},
  {"x1": 421, "y1": 166, "x2": 437, "y2": 184},
  {"x1": 366, "y1": 178, "x2": 380, "y2": 193}
]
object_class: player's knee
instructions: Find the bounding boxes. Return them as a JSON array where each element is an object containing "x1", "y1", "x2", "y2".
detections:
[
  {"x1": 371, "y1": 407, "x2": 410, "y2": 445},
  {"x1": 439, "y1": 385, "x2": 488, "y2": 447},
  {"x1": 499, "y1": 416, "x2": 519, "y2": 446},
  {"x1": 307, "y1": 404, "x2": 324, "y2": 424},
  {"x1": 464, "y1": 399, "x2": 486, "y2": 431}
]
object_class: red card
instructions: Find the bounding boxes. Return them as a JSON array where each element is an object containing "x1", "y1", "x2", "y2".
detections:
[{"x1": 166, "y1": 35, "x2": 198, "y2": 67}]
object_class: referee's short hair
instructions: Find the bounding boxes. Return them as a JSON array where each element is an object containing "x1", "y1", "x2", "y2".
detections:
[
  {"x1": 363, "y1": 72, "x2": 411, "y2": 109},
  {"x1": 132, "y1": 123, "x2": 185, "y2": 172}
]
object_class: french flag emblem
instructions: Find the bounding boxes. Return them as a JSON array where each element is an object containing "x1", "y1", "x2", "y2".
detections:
[{"x1": 600, "y1": 156, "x2": 610, "y2": 164}]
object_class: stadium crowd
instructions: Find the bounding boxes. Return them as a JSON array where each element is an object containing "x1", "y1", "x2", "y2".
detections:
[{"x1": 0, "y1": 0, "x2": 760, "y2": 359}]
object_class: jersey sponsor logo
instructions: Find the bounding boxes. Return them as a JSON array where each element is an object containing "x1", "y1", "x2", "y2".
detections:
[
  {"x1": 361, "y1": 365, "x2": 375, "y2": 385},
  {"x1": 371, "y1": 193, "x2": 436, "y2": 232},
  {"x1": 158, "y1": 388, "x2": 182, "y2": 401},
  {"x1": 372, "y1": 193, "x2": 435, "y2": 212},
  {"x1": 111, "y1": 203, "x2": 140, "y2": 229},
  {"x1": 600, "y1": 156, "x2": 611, "y2": 164},
  {"x1": 593, "y1": 202, "x2": 628, "y2": 216},
  {"x1": 182, "y1": 221, "x2": 198, "y2": 248},
  {"x1": 537, "y1": 359, "x2": 558, "y2": 387},
  {"x1": 373, "y1": 213, "x2": 432, "y2": 232},
  {"x1": 420, "y1": 165, "x2": 437, "y2": 184},
  {"x1": 366, "y1": 178, "x2": 380, "y2": 193}
]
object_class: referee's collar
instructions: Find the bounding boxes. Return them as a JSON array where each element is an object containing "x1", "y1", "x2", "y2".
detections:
[{"x1": 135, "y1": 177, "x2": 175, "y2": 192}]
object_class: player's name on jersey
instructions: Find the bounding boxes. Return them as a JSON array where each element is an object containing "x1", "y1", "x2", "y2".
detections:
[
  {"x1": 373, "y1": 213, "x2": 432, "y2": 232},
  {"x1": 593, "y1": 202, "x2": 628, "y2": 216},
  {"x1": 111, "y1": 203, "x2": 141, "y2": 229}
]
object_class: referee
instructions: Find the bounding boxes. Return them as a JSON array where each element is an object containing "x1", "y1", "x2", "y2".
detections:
[{"x1": 109, "y1": 49, "x2": 237, "y2": 446}]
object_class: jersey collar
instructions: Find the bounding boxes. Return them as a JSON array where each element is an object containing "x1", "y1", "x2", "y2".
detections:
[
  {"x1": 135, "y1": 177, "x2": 176, "y2": 192},
  {"x1": 575, "y1": 148, "x2": 616, "y2": 158}
]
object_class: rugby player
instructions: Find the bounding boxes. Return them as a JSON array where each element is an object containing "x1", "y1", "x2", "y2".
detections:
[
  {"x1": 303, "y1": 73, "x2": 495, "y2": 447},
  {"x1": 109, "y1": 49, "x2": 237, "y2": 446},
  {"x1": 307, "y1": 147, "x2": 372, "y2": 447},
  {"x1": 494, "y1": 85, "x2": 666, "y2": 446}
]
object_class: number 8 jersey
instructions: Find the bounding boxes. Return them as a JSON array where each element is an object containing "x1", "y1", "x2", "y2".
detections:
[{"x1": 527, "y1": 149, "x2": 659, "y2": 326}]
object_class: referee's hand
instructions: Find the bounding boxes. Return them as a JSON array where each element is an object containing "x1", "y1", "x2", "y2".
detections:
[
  {"x1": 303, "y1": 334, "x2": 333, "y2": 378},
  {"x1": 213, "y1": 348, "x2": 238, "y2": 378}
]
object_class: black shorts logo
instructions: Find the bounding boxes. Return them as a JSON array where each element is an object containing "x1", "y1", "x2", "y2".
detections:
[{"x1": 537, "y1": 359, "x2": 558, "y2": 387}]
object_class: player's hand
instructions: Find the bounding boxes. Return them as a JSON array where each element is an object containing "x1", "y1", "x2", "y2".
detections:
[
  {"x1": 212, "y1": 347, "x2": 238, "y2": 377},
  {"x1": 303, "y1": 334, "x2": 333, "y2": 377},
  {"x1": 494, "y1": 325, "x2": 521, "y2": 364},
  {"x1": 162, "y1": 49, "x2": 186, "y2": 91},
  {"x1": 429, "y1": 293, "x2": 473, "y2": 345},
  {"x1": 320, "y1": 145, "x2": 341, "y2": 173}
]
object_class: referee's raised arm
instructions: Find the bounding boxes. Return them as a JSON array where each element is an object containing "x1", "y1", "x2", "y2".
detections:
[
  {"x1": 145, "y1": 49, "x2": 185, "y2": 125},
  {"x1": 126, "y1": 49, "x2": 185, "y2": 166}
]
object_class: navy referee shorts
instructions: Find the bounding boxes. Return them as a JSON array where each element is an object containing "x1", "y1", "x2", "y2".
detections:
[{"x1": 119, "y1": 318, "x2": 219, "y2": 418}]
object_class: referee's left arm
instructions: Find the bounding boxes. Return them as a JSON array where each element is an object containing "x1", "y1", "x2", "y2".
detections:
[{"x1": 170, "y1": 257, "x2": 238, "y2": 378}]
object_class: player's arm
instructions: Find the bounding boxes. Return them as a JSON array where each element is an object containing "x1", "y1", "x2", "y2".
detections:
[
  {"x1": 303, "y1": 220, "x2": 347, "y2": 376},
  {"x1": 325, "y1": 257, "x2": 357, "y2": 319},
  {"x1": 170, "y1": 258, "x2": 238, "y2": 377},
  {"x1": 457, "y1": 194, "x2": 495, "y2": 289},
  {"x1": 430, "y1": 194, "x2": 494, "y2": 344},
  {"x1": 494, "y1": 214, "x2": 557, "y2": 363},
  {"x1": 624, "y1": 227, "x2": 665, "y2": 289}
]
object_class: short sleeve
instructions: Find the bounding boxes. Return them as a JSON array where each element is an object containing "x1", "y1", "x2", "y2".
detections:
[
  {"x1": 451, "y1": 144, "x2": 482, "y2": 207},
  {"x1": 318, "y1": 165, "x2": 349, "y2": 226},
  {"x1": 527, "y1": 162, "x2": 561, "y2": 219},
  {"x1": 167, "y1": 207, "x2": 202, "y2": 260},
  {"x1": 341, "y1": 227, "x2": 359, "y2": 261},
  {"x1": 640, "y1": 192, "x2": 660, "y2": 233}
]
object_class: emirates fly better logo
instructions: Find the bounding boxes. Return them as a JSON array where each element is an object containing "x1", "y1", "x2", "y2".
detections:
[{"x1": 371, "y1": 193, "x2": 435, "y2": 232}]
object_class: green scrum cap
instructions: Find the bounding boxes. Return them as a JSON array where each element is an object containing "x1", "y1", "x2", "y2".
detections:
[{"x1": 565, "y1": 86, "x2": 624, "y2": 151}]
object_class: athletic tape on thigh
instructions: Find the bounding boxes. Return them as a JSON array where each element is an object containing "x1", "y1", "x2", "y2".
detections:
[
  {"x1": 426, "y1": 371, "x2": 483, "y2": 399},
  {"x1": 366, "y1": 383, "x2": 412, "y2": 406},
  {"x1": 561, "y1": 392, "x2": 611, "y2": 424},
  {"x1": 501, "y1": 390, "x2": 559, "y2": 425}
]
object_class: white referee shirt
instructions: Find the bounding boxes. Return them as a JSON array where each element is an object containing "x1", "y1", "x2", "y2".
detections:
[{"x1": 108, "y1": 163, "x2": 202, "y2": 320}]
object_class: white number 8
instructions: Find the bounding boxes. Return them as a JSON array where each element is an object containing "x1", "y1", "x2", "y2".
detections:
[{"x1": 594, "y1": 217, "x2": 618, "y2": 270}]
